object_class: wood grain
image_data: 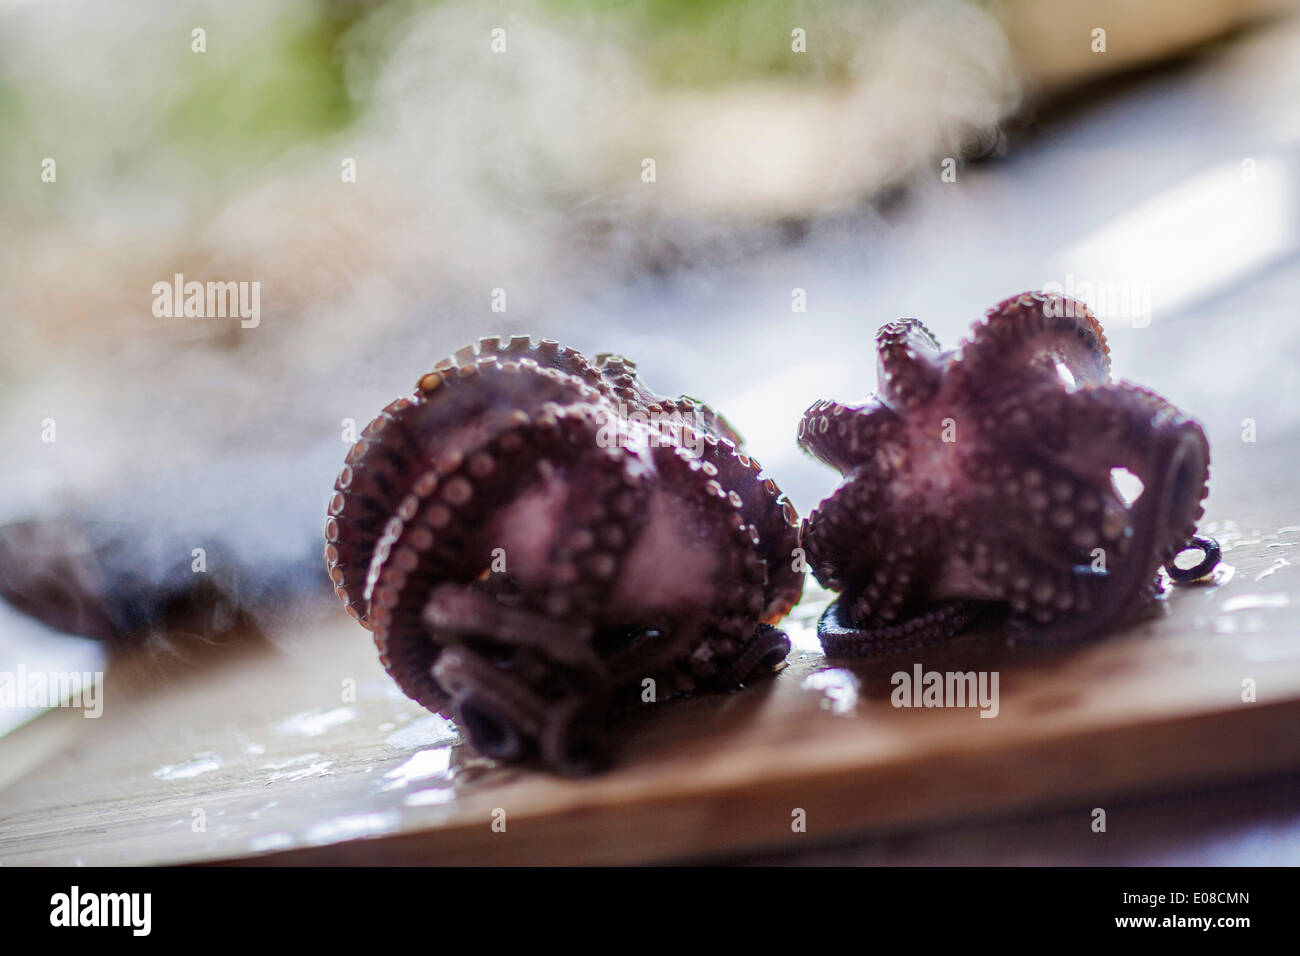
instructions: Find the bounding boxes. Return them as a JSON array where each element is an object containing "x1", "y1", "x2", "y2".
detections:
[{"x1": 1, "y1": 489, "x2": 1296, "y2": 865}]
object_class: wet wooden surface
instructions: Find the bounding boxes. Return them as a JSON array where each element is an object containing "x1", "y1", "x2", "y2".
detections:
[{"x1": 0, "y1": 485, "x2": 1296, "y2": 866}]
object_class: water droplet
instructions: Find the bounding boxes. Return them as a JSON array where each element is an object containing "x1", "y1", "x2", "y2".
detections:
[
  {"x1": 272, "y1": 706, "x2": 358, "y2": 738},
  {"x1": 1204, "y1": 562, "x2": 1236, "y2": 590},
  {"x1": 1221, "y1": 593, "x2": 1290, "y2": 613},
  {"x1": 405, "y1": 788, "x2": 456, "y2": 807},
  {"x1": 1254, "y1": 558, "x2": 1291, "y2": 581},
  {"x1": 267, "y1": 761, "x2": 333, "y2": 784},
  {"x1": 381, "y1": 747, "x2": 453, "y2": 791},
  {"x1": 153, "y1": 752, "x2": 223, "y2": 781},
  {"x1": 801, "y1": 668, "x2": 860, "y2": 715},
  {"x1": 248, "y1": 832, "x2": 294, "y2": 853},
  {"x1": 303, "y1": 811, "x2": 400, "y2": 846},
  {"x1": 385, "y1": 714, "x2": 457, "y2": 750}
]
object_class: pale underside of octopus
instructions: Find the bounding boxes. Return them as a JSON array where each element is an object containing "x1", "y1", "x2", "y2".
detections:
[
  {"x1": 799, "y1": 291, "x2": 1216, "y2": 656},
  {"x1": 326, "y1": 336, "x2": 803, "y2": 772}
]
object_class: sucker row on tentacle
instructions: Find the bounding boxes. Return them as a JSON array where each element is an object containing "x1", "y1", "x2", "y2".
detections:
[
  {"x1": 325, "y1": 336, "x2": 802, "y2": 773},
  {"x1": 798, "y1": 291, "x2": 1218, "y2": 656}
]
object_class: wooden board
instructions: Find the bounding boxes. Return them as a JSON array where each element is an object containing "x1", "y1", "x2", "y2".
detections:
[{"x1": 1, "y1": 476, "x2": 1297, "y2": 866}]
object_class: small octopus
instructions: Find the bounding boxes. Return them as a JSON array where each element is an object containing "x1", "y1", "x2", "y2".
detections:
[
  {"x1": 798, "y1": 291, "x2": 1218, "y2": 655},
  {"x1": 326, "y1": 337, "x2": 802, "y2": 772}
]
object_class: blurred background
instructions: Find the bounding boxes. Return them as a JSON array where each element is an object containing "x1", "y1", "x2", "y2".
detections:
[
  {"x1": 2, "y1": 0, "x2": 1297, "y2": 642},
  {"x1": 1, "y1": 0, "x2": 1299, "y2": 863}
]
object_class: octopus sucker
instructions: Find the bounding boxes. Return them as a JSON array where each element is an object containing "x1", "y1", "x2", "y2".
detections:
[
  {"x1": 326, "y1": 337, "x2": 802, "y2": 772},
  {"x1": 799, "y1": 291, "x2": 1217, "y2": 655}
]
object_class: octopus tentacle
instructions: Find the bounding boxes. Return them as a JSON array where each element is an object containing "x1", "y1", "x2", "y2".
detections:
[
  {"x1": 1012, "y1": 398, "x2": 1210, "y2": 645},
  {"x1": 434, "y1": 410, "x2": 640, "y2": 696},
  {"x1": 802, "y1": 470, "x2": 928, "y2": 613},
  {"x1": 718, "y1": 622, "x2": 792, "y2": 684},
  {"x1": 591, "y1": 352, "x2": 744, "y2": 448},
  {"x1": 602, "y1": 440, "x2": 772, "y2": 692},
  {"x1": 949, "y1": 291, "x2": 1111, "y2": 405},
  {"x1": 324, "y1": 396, "x2": 420, "y2": 628},
  {"x1": 693, "y1": 432, "x2": 802, "y2": 621},
  {"x1": 673, "y1": 397, "x2": 745, "y2": 448},
  {"x1": 1166, "y1": 534, "x2": 1221, "y2": 583},
  {"x1": 962, "y1": 384, "x2": 1213, "y2": 640},
  {"x1": 818, "y1": 597, "x2": 984, "y2": 657},
  {"x1": 797, "y1": 397, "x2": 901, "y2": 475},
  {"x1": 433, "y1": 646, "x2": 551, "y2": 759},
  {"x1": 442, "y1": 335, "x2": 617, "y2": 401},
  {"x1": 539, "y1": 694, "x2": 613, "y2": 774},
  {"x1": 366, "y1": 411, "x2": 565, "y2": 712},
  {"x1": 325, "y1": 358, "x2": 602, "y2": 623},
  {"x1": 958, "y1": 453, "x2": 1121, "y2": 585},
  {"x1": 421, "y1": 582, "x2": 602, "y2": 675},
  {"x1": 875, "y1": 318, "x2": 949, "y2": 410}
]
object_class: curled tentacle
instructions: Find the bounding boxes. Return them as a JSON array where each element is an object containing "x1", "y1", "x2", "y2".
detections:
[
  {"x1": 325, "y1": 353, "x2": 604, "y2": 625},
  {"x1": 948, "y1": 290, "x2": 1111, "y2": 406},
  {"x1": 434, "y1": 646, "x2": 550, "y2": 757},
  {"x1": 327, "y1": 338, "x2": 801, "y2": 771},
  {"x1": 1166, "y1": 534, "x2": 1221, "y2": 583},
  {"x1": 694, "y1": 432, "x2": 803, "y2": 622},
  {"x1": 875, "y1": 318, "x2": 950, "y2": 411},
  {"x1": 718, "y1": 623, "x2": 792, "y2": 685},
  {"x1": 818, "y1": 597, "x2": 986, "y2": 658},
  {"x1": 991, "y1": 390, "x2": 1210, "y2": 646}
]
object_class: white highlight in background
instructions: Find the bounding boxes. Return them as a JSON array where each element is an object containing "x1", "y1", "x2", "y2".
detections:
[{"x1": 1057, "y1": 157, "x2": 1297, "y2": 322}]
